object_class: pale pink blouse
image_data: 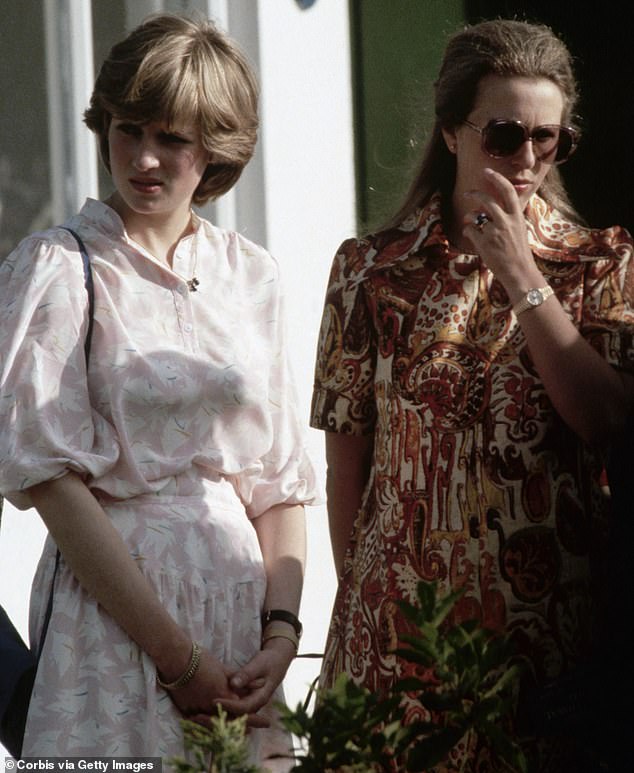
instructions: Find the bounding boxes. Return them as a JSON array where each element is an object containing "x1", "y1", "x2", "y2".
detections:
[{"x1": 0, "y1": 198, "x2": 317, "y2": 514}]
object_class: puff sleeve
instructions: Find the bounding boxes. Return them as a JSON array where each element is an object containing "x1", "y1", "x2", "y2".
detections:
[
  {"x1": 230, "y1": 264, "x2": 320, "y2": 519},
  {"x1": 0, "y1": 232, "x2": 119, "y2": 503}
]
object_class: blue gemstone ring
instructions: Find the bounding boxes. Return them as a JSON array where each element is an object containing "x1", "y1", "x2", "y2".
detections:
[{"x1": 474, "y1": 212, "x2": 490, "y2": 231}]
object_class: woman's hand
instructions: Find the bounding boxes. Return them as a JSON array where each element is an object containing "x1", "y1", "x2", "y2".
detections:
[
  {"x1": 220, "y1": 637, "x2": 297, "y2": 720},
  {"x1": 461, "y1": 168, "x2": 544, "y2": 300},
  {"x1": 455, "y1": 167, "x2": 634, "y2": 446},
  {"x1": 29, "y1": 474, "x2": 274, "y2": 729},
  {"x1": 159, "y1": 648, "x2": 236, "y2": 714},
  {"x1": 164, "y1": 647, "x2": 272, "y2": 729}
]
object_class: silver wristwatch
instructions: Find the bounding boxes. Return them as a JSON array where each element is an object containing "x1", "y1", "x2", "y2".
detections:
[{"x1": 513, "y1": 285, "x2": 554, "y2": 316}]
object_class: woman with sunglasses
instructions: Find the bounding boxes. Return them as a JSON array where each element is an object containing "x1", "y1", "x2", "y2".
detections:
[{"x1": 311, "y1": 18, "x2": 633, "y2": 772}]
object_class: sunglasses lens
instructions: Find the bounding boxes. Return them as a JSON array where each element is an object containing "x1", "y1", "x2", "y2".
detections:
[
  {"x1": 533, "y1": 126, "x2": 574, "y2": 162},
  {"x1": 552, "y1": 128, "x2": 575, "y2": 162},
  {"x1": 483, "y1": 122, "x2": 526, "y2": 157},
  {"x1": 483, "y1": 121, "x2": 575, "y2": 163}
]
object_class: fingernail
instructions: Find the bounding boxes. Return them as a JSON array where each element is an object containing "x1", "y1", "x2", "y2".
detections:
[{"x1": 231, "y1": 676, "x2": 243, "y2": 688}]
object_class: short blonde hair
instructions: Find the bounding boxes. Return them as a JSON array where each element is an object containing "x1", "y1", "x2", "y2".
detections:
[{"x1": 84, "y1": 14, "x2": 259, "y2": 204}]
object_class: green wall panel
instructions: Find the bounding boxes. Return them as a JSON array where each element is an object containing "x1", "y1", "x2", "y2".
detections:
[
  {"x1": 350, "y1": 0, "x2": 466, "y2": 232},
  {"x1": 351, "y1": 0, "x2": 633, "y2": 233}
]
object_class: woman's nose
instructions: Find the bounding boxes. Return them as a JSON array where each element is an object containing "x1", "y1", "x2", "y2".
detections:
[
  {"x1": 511, "y1": 138, "x2": 538, "y2": 168},
  {"x1": 133, "y1": 140, "x2": 160, "y2": 170}
]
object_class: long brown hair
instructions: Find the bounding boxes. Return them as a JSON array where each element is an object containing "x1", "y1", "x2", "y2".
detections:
[
  {"x1": 384, "y1": 19, "x2": 582, "y2": 230},
  {"x1": 84, "y1": 13, "x2": 259, "y2": 204}
]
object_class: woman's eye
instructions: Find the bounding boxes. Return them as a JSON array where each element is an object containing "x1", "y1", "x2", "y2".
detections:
[
  {"x1": 161, "y1": 132, "x2": 189, "y2": 144},
  {"x1": 534, "y1": 128, "x2": 557, "y2": 142},
  {"x1": 116, "y1": 123, "x2": 141, "y2": 136}
]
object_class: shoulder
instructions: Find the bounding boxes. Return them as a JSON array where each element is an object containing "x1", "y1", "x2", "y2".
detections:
[
  {"x1": 328, "y1": 197, "x2": 445, "y2": 288},
  {"x1": 196, "y1": 217, "x2": 280, "y2": 282},
  {"x1": 527, "y1": 196, "x2": 634, "y2": 265},
  {"x1": 1, "y1": 227, "x2": 88, "y2": 290}
]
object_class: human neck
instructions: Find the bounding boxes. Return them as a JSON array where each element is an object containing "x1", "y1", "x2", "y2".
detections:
[{"x1": 107, "y1": 193, "x2": 194, "y2": 266}]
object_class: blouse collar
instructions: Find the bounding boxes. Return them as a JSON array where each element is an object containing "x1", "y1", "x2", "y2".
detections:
[{"x1": 77, "y1": 198, "x2": 204, "y2": 254}]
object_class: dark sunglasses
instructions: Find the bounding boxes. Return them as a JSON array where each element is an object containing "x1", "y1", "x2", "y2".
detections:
[{"x1": 463, "y1": 118, "x2": 579, "y2": 164}]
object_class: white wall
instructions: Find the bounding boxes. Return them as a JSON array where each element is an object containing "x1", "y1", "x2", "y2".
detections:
[
  {"x1": 255, "y1": 0, "x2": 356, "y2": 709},
  {"x1": 0, "y1": 0, "x2": 355, "y2": 755}
]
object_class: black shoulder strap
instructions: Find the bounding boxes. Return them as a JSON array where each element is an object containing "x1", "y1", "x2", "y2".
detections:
[
  {"x1": 61, "y1": 227, "x2": 95, "y2": 363},
  {"x1": 36, "y1": 228, "x2": 95, "y2": 658}
]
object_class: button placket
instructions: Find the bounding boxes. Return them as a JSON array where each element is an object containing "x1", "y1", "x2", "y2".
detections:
[{"x1": 172, "y1": 283, "x2": 196, "y2": 349}]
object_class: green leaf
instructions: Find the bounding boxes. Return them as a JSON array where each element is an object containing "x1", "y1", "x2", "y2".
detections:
[
  {"x1": 393, "y1": 676, "x2": 429, "y2": 693},
  {"x1": 406, "y1": 725, "x2": 468, "y2": 770},
  {"x1": 392, "y1": 645, "x2": 438, "y2": 667},
  {"x1": 418, "y1": 689, "x2": 462, "y2": 712},
  {"x1": 479, "y1": 720, "x2": 529, "y2": 773}
]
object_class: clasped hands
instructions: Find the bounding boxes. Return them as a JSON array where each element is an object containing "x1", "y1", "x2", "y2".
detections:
[{"x1": 167, "y1": 638, "x2": 297, "y2": 730}]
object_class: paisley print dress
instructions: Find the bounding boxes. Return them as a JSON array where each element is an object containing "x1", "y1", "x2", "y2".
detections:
[
  {"x1": 310, "y1": 193, "x2": 634, "y2": 771},
  {"x1": 0, "y1": 199, "x2": 318, "y2": 766}
]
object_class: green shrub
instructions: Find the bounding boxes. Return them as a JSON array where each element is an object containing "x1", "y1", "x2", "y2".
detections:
[{"x1": 171, "y1": 581, "x2": 527, "y2": 773}]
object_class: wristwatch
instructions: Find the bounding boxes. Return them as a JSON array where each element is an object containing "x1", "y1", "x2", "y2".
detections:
[
  {"x1": 261, "y1": 609, "x2": 303, "y2": 639},
  {"x1": 512, "y1": 285, "x2": 554, "y2": 316}
]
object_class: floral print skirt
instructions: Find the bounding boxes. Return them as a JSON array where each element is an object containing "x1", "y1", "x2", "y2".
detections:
[{"x1": 22, "y1": 476, "x2": 293, "y2": 770}]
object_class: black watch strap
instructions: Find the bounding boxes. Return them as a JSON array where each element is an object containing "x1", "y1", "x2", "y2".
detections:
[{"x1": 261, "y1": 609, "x2": 303, "y2": 638}]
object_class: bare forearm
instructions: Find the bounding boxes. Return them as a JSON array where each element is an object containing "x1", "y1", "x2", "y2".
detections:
[
  {"x1": 327, "y1": 473, "x2": 363, "y2": 578},
  {"x1": 464, "y1": 170, "x2": 634, "y2": 446},
  {"x1": 524, "y1": 311, "x2": 632, "y2": 444},
  {"x1": 28, "y1": 472, "x2": 191, "y2": 678},
  {"x1": 253, "y1": 503, "x2": 306, "y2": 615},
  {"x1": 505, "y1": 267, "x2": 634, "y2": 445},
  {"x1": 325, "y1": 433, "x2": 373, "y2": 578}
]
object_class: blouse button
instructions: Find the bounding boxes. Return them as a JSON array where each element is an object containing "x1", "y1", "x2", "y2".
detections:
[{"x1": 183, "y1": 323, "x2": 193, "y2": 334}]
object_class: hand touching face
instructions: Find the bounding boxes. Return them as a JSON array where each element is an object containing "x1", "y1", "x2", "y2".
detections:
[{"x1": 443, "y1": 74, "x2": 566, "y2": 215}]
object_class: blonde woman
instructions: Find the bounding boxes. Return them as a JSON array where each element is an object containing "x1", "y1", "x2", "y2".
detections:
[{"x1": 0, "y1": 14, "x2": 317, "y2": 768}]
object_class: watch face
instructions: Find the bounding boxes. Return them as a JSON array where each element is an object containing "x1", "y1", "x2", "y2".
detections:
[{"x1": 527, "y1": 289, "x2": 543, "y2": 306}]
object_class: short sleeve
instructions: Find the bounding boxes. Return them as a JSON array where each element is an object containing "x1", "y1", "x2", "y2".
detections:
[
  {"x1": 310, "y1": 238, "x2": 377, "y2": 435},
  {"x1": 580, "y1": 229, "x2": 634, "y2": 373},
  {"x1": 231, "y1": 264, "x2": 320, "y2": 519},
  {"x1": 0, "y1": 232, "x2": 119, "y2": 499}
]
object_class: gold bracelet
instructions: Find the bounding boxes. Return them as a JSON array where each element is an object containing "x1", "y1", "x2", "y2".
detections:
[
  {"x1": 262, "y1": 620, "x2": 299, "y2": 652},
  {"x1": 262, "y1": 618, "x2": 302, "y2": 638},
  {"x1": 262, "y1": 631, "x2": 299, "y2": 655},
  {"x1": 157, "y1": 641, "x2": 201, "y2": 690}
]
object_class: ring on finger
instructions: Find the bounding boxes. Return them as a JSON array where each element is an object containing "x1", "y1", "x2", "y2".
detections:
[{"x1": 474, "y1": 212, "x2": 490, "y2": 231}]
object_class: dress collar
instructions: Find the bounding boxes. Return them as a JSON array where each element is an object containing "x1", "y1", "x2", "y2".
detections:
[{"x1": 396, "y1": 192, "x2": 626, "y2": 265}]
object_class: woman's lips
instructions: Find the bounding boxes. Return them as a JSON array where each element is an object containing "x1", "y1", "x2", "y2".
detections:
[
  {"x1": 130, "y1": 178, "x2": 163, "y2": 193},
  {"x1": 509, "y1": 179, "x2": 532, "y2": 194}
]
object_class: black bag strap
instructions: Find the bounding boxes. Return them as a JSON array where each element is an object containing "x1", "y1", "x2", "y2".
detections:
[
  {"x1": 36, "y1": 227, "x2": 95, "y2": 658},
  {"x1": 61, "y1": 227, "x2": 95, "y2": 362}
]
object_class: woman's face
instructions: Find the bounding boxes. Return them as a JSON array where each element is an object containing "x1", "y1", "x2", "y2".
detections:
[
  {"x1": 443, "y1": 75, "x2": 566, "y2": 211},
  {"x1": 107, "y1": 118, "x2": 210, "y2": 227}
]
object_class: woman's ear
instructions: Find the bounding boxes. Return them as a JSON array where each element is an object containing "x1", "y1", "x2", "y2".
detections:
[{"x1": 441, "y1": 127, "x2": 458, "y2": 154}]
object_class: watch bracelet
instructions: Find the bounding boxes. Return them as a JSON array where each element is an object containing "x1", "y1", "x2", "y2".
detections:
[{"x1": 513, "y1": 285, "x2": 554, "y2": 316}]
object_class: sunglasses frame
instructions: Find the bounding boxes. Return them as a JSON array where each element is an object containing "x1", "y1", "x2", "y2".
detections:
[{"x1": 463, "y1": 118, "x2": 579, "y2": 165}]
